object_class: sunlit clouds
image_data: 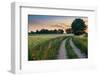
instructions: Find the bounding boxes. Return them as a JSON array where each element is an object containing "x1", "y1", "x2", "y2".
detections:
[{"x1": 28, "y1": 15, "x2": 88, "y2": 33}]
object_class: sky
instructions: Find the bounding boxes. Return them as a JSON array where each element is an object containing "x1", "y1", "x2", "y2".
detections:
[{"x1": 28, "y1": 15, "x2": 88, "y2": 33}]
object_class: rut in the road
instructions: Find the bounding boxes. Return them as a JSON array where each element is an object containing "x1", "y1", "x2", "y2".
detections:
[{"x1": 57, "y1": 38, "x2": 68, "y2": 59}]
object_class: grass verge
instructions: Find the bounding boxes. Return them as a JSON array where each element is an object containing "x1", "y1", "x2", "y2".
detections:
[
  {"x1": 65, "y1": 37, "x2": 78, "y2": 59},
  {"x1": 72, "y1": 36, "x2": 88, "y2": 57}
]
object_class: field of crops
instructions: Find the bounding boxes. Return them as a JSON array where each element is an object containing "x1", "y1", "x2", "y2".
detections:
[{"x1": 28, "y1": 34, "x2": 67, "y2": 60}]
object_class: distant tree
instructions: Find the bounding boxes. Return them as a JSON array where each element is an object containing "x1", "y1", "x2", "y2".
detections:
[
  {"x1": 29, "y1": 29, "x2": 65, "y2": 34},
  {"x1": 36, "y1": 30, "x2": 39, "y2": 34},
  {"x1": 29, "y1": 31, "x2": 35, "y2": 34},
  {"x1": 66, "y1": 28, "x2": 72, "y2": 34},
  {"x1": 53, "y1": 29, "x2": 58, "y2": 34},
  {"x1": 71, "y1": 18, "x2": 87, "y2": 35},
  {"x1": 58, "y1": 29, "x2": 64, "y2": 34}
]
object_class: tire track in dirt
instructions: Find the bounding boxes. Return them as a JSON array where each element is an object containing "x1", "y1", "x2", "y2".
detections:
[{"x1": 57, "y1": 38, "x2": 68, "y2": 59}]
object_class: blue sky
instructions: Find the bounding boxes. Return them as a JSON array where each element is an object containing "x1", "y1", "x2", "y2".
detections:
[
  {"x1": 28, "y1": 15, "x2": 88, "y2": 32},
  {"x1": 28, "y1": 15, "x2": 87, "y2": 25}
]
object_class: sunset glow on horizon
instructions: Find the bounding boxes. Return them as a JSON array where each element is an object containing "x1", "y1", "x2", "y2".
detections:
[{"x1": 28, "y1": 15, "x2": 88, "y2": 33}]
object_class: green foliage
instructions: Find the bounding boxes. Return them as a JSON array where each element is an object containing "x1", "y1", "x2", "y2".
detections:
[
  {"x1": 65, "y1": 38, "x2": 78, "y2": 59},
  {"x1": 72, "y1": 36, "x2": 88, "y2": 57},
  {"x1": 29, "y1": 29, "x2": 64, "y2": 34},
  {"x1": 28, "y1": 34, "x2": 67, "y2": 60},
  {"x1": 71, "y1": 19, "x2": 87, "y2": 35}
]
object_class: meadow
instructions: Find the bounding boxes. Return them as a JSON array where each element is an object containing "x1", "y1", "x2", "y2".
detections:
[
  {"x1": 28, "y1": 34, "x2": 88, "y2": 60},
  {"x1": 28, "y1": 34, "x2": 67, "y2": 60}
]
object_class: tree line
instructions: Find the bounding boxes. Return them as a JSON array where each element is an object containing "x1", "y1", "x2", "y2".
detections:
[
  {"x1": 29, "y1": 29, "x2": 66, "y2": 34},
  {"x1": 29, "y1": 18, "x2": 87, "y2": 35}
]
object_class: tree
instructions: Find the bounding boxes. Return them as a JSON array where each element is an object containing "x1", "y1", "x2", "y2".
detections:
[
  {"x1": 58, "y1": 29, "x2": 64, "y2": 34},
  {"x1": 71, "y1": 18, "x2": 87, "y2": 35},
  {"x1": 29, "y1": 29, "x2": 64, "y2": 34},
  {"x1": 66, "y1": 28, "x2": 72, "y2": 34}
]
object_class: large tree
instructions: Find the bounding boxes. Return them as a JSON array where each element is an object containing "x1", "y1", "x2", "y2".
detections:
[{"x1": 71, "y1": 18, "x2": 87, "y2": 35}]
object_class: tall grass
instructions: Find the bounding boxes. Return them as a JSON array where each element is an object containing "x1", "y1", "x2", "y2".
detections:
[
  {"x1": 28, "y1": 35, "x2": 67, "y2": 60},
  {"x1": 65, "y1": 37, "x2": 78, "y2": 59},
  {"x1": 72, "y1": 36, "x2": 88, "y2": 57}
]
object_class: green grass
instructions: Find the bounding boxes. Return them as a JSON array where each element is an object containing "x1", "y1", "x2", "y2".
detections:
[
  {"x1": 28, "y1": 34, "x2": 67, "y2": 60},
  {"x1": 65, "y1": 37, "x2": 78, "y2": 59},
  {"x1": 72, "y1": 36, "x2": 88, "y2": 57}
]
